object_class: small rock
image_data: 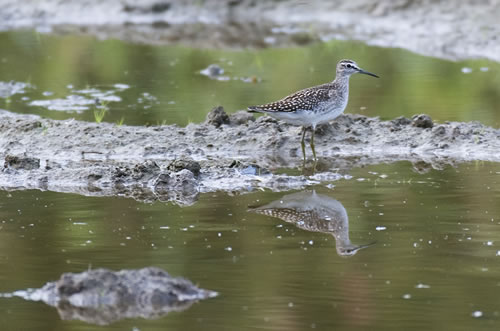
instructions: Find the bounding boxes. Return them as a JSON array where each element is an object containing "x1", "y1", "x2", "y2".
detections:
[
  {"x1": 20, "y1": 121, "x2": 42, "y2": 131},
  {"x1": 391, "y1": 116, "x2": 412, "y2": 126},
  {"x1": 412, "y1": 114, "x2": 433, "y2": 128},
  {"x1": 112, "y1": 161, "x2": 160, "y2": 182},
  {"x1": 315, "y1": 123, "x2": 333, "y2": 136},
  {"x1": 168, "y1": 159, "x2": 201, "y2": 177},
  {"x1": 432, "y1": 125, "x2": 447, "y2": 136},
  {"x1": 335, "y1": 114, "x2": 355, "y2": 127},
  {"x1": 87, "y1": 174, "x2": 103, "y2": 181},
  {"x1": 352, "y1": 114, "x2": 368, "y2": 123},
  {"x1": 4, "y1": 155, "x2": 40, "y2": 170},
  {"x1": 206, "y1": 106, "x2": 229, "y2": 128},
  {"x1": 255, "y1": 115, "x2": 278, "y2": 124},
  {"x1": 132, "y1": 161, "x2": 160, "y2": 181}
]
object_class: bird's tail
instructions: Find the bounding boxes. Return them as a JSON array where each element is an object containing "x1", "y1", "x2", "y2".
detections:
[{"x1": 247, "y1": 106, "x2": 261, "y2": 113}]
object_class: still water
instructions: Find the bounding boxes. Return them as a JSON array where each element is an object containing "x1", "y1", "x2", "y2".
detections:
[
  {"x1": 0, "y1": 30, "x2": 499, "y2": 126},
  {"x1": 1, "y1": 29, "x2": 500, "y2": 330},
  {"x1": 1, "y1": 161, "x2": 500, "y2": 330}
]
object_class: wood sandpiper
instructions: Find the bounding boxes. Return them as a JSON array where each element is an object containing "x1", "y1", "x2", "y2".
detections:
[
  {"x1": 248, "y1": 190, "x2": 375, "y2": 256},
  {"x1": 248, "y1": 59, "x2": 379, "y2": 163}
]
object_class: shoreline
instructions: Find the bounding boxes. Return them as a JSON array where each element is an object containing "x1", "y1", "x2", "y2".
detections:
[
  {"x1": 1, "y1": 108, "x2": 499, "y2": 205},
  {"x1": 0, "y1": 0, "x2": 498, "y2": 62}
]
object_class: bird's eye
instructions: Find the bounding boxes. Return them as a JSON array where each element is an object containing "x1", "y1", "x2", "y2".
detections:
[{"x1": 346, "y1": 64, "x2": 352, "y2": 68}]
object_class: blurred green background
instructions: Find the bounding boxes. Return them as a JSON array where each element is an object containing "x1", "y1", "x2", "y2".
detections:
[{"x1": 0, "y1": 30, "x2": 499, "y2": 127}]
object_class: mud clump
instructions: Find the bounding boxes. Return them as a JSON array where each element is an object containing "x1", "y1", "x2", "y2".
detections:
[
  {"x1": 113, "y1": 160, "x2": 160, "y2": 182},
  {"x1": 432, "y1": 125, "x2": 447, "y2": 136},
  {"x1": 391, "y1": 116, "x2": 412, "y2": 126},
  {"x1": 167, "y1": 159, "x2": 201, "y2": 177},
  {"x1": 4, "y1": 155, "x2": 40, "y2": 170},
  {"x1": 412, "y1": 114, "x2": 434, "y2": 128},
  {"x1": 206, "y1": 106, "x2": 229, "y2": 128},
  {"x1": 229, "y1": 111, "x2": 255, "y2": 126},
  {"x1": 20, "y1": 121, "x2": 42, "y2": 131}
]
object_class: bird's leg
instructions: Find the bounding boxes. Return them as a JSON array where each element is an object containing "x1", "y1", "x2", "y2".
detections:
[
  {"x1": 310, "y1": 126, "x2": 317, "y2": 161},
  {"x1": 310, "y1": 126, "x2": 318, "y2": 172},
  {"x1": 300, "y1": 126, "x2": 307, "y2": 166}
]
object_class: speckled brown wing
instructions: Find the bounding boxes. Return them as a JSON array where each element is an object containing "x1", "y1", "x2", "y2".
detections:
[
  {"x1": 251, "y1": 208, "x2": 317, "y2": 224},
  {"x1": 250, "y1": 207, "x2": 336, "y2": 233},
  {"x1": 248, "y1": 84, "x2": 331, "y2": 113}
]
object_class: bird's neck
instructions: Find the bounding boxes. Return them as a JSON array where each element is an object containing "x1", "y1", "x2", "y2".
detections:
[
  {"x1": 333, "y1": 74, "x2": 350, "y2": 86},
  {"x1": 333, "y1": 221, "x2": 350, "y2": 243},
  {"x1": 331, "y1": 75, "x2": 350, "y2": 97}
]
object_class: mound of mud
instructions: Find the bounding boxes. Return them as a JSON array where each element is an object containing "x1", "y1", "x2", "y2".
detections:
[{"x1": 0, "y1": 107, "x2": 498, "y2": 203}]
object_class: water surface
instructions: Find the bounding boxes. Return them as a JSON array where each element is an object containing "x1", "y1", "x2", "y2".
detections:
[
  {"x1": 0, "y1": 30, "x2": 499, "y2": 127},
  {"x1": 1, "y1": 161, "x2": 499, "y2": 330},
  {"x1": 1, "y1": 28, "x2": 500, "y2": 331}
]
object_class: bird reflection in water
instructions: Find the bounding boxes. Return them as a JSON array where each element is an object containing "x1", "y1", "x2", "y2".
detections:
[{"x1": 249, "y1": 190, "x2": 375, "y2": 256}]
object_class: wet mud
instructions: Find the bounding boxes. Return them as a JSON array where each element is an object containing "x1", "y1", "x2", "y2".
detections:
[
  {"x1": 0, "y1": 0, "x2": 498, "y2": 62},
  {"x1": 1, "y1": 108, "x2": 499, "y2": 204}
]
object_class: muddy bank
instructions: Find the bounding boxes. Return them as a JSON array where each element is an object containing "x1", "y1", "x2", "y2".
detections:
[
  {"x1": 0, "y1": 0, "x2": 499, "y2": 62},
  {"x1": 1, "y1": 108, "x2": 499, "y2": 204},
  {"x1": 3, "y1": 267, "x2": 217, "y2": 325}
]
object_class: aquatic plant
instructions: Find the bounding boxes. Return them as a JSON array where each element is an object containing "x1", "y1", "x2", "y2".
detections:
[
  {"x1": 93, "y1": 99, "x2": 110, "y2": 123},
  {"x1": 116, "y1": 116, "x2": 125, "y2": 126},
  {"x1": 93, "y1": 107, "x2": 107, "y2": 123}
]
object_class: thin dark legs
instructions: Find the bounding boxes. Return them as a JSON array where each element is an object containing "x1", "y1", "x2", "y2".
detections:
[
  {"x1": 300, "y1": 126, "x2": 318, "y2": 171},
  {"x1": 310, "y1": 125, "x2": 318, "y2": 172},
  {"x1": 300, "y1": 126, "x2": 307, "y2": 167},
  {"x1": 310, "y1": 125, "x2": 317, "y2": 162}
]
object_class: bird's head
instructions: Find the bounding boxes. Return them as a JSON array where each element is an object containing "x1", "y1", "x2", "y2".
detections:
[
  {"x1": 336, "y1": 241, "x2": 377, "y2": 257},
  {"x1": 336, "y1": 59, "x2": 379, "y2": 78}
]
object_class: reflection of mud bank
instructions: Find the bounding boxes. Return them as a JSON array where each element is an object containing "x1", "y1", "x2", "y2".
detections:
[
  {"x1": 1, "y1": 108, "x2": 499, "y2": 204},
  {"x1": 5, "y1": 267, "x2": 217, "y2": 325},
  {"x1": 1, "y1": 0, "x2": 499, "y2": 62}
]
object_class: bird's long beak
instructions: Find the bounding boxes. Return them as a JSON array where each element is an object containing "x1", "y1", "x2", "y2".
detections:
[
  {"x1": 338, "y1": 241, "x2": 377, "y2": 257},
  {"x1": 358, "y1": 68, "x2": 379, "y2": 78},
  {"x1": 353, "y1": 241, "x2": 377, "y2": 252},
  {"x1": 354, "y1": 241, "x2": 377, "y2": 254}
]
